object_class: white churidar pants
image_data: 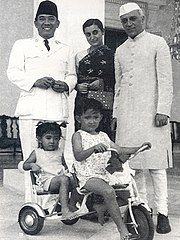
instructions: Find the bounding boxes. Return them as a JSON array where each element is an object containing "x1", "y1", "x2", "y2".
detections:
[{"x1": 134, "y1": 169, "x2": 168, "y2": 216}]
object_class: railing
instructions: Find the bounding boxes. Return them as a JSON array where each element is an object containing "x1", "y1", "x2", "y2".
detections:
[
  {"x1": 0, "y1": 115, "x2": 22, "y2": 156},
  {"x1": 0, "y1": 116, "x2": 178, "y2": 159}
]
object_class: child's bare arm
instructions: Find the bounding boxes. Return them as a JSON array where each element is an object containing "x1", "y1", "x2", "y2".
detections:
[
  {"x1": 72, "y1": 132, "x2": 108, "y2": 162},
  {"x1": 23, "y1": 150, "x2": 41, "y2": 172},
  {"x1": 61, "y1": 154, "x2": 68, "y2": 170}
]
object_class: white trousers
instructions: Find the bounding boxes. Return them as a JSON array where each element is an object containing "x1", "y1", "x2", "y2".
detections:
[
  {"x1": 134, "y1": 169, "x2": 168, "y2": 216},
  {"x1": 19, "y1": 119, "x2": 66, "y2": 202}
]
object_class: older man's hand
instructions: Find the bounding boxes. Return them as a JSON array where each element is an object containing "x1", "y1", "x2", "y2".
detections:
[{"x1": 155, "y1": 113, "x2": 169, "y2": 127}]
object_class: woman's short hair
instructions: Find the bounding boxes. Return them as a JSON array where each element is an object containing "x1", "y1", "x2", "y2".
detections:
[
  {"x1": 82, "y1": 19, "x2": 104, "y2": 33},
  {"x1": 36, "y1": 122, "x2": 62, "y2": 138}
]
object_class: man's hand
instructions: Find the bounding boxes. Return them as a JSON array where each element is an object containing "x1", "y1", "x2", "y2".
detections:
[
  {"x1": 34, "y1": 77, "x2": 55, "y2": 89},
  {"x1": 155, "y1": 113, "x2": 169, "y2": 127},
  {"x1": 51, "y1": 80, "x2": 69, "y2": 93}
]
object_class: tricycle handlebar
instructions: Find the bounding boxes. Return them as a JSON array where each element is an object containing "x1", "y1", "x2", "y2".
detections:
[{"x1": 107, "y1": 143, "x2": 151, "y2": 160}]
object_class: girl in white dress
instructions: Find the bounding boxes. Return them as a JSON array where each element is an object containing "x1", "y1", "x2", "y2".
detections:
[
  {"x1": 72, "y1": 98, "x2": 147, "y2": 240},
  {"x1": 23, "y1": 121, "x2": 78, "y2": 220}
]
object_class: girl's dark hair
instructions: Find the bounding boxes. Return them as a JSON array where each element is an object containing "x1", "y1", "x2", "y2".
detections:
[
  {"x1": 36, "y1": 122, "x2": 62, "y2": 138},
  {"x1": 82, "y1": 19, "x2": 104, "y2": 33},
  {"x1": 76, "y1": 98, "x2": 103, "y2": 116}
]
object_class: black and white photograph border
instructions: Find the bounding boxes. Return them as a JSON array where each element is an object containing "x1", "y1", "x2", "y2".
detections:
[{"x1": 0, "y1": 0, "x2": 180, "y2": 239}]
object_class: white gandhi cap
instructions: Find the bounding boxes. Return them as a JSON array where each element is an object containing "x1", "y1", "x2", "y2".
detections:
[{"x1": 119, "y1": 2, "x2": 141, "y2": 17}]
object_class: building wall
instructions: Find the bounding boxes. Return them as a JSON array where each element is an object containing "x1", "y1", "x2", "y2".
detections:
[
  {"x1": 0, "y1": 0, "x2": 34, "y2": 116},
  {"x1": 144, "y1": 0, "x2": 180, "y2": 121},
  {"x1": 105, "y1": 0, "x2": 148, "y2": 30}
]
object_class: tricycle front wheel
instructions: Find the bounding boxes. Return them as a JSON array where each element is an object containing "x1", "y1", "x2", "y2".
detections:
[{"x1": 124, "y1": 205, "x2": 154, "y2": 240}]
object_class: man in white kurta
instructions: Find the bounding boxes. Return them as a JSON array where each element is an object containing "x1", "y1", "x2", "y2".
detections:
[
  {"x1": 7, "y1": 1, "x2": 76, "y2": 201},
  {"x1": 113, "y1": 3, "x2": 173, "y2": 234}
]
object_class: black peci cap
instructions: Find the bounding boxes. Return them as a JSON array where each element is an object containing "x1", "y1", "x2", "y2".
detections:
[{"x1": 35, "y1": 0, "x2": 58, "y2": 20}]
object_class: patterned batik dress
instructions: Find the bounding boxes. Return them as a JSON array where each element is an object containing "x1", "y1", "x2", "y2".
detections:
[{"x1": 73, "y1": 130, "x2": 111, "y2": 189}]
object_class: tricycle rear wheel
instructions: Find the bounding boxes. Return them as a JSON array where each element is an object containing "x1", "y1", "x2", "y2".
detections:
[{"x1": 18, "y1": 206, "x2": 44, "y2": 235}]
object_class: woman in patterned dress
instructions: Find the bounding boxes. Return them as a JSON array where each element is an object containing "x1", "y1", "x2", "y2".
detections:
[{"x1": 74, "y1": 19, "x2": 115, "y2": 138}]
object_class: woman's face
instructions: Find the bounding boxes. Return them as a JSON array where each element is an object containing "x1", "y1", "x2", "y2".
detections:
[{"x1": 84, "y1": 24, "x2": 104, "y2": 47}]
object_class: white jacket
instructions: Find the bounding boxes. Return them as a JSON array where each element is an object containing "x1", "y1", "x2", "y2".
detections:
[{"x1": 7, "y1": 36, "x2": 77, "y2": 121}]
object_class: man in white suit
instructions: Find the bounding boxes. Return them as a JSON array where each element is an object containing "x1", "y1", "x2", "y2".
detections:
[
  {"x1": 7, "y1": 1, "x2": 76, "y2": 201},
  {"x1": 113, "y1": 2, "x2": 173, "y2": 234}
]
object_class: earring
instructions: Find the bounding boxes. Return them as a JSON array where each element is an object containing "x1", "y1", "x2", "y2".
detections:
[{"x1": 38, "y1": 142, "x2": 42, "y2": 148}]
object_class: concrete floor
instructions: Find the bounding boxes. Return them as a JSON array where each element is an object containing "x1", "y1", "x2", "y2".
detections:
[{"x1": 0, "y1": 172, "x2": 180, "y2": 240}]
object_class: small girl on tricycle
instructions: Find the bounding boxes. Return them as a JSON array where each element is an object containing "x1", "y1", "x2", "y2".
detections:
[{"x1": 72, "y1": 98, "x2": 151, "y2": 240}]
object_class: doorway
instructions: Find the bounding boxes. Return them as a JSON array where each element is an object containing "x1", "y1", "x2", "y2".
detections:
[{"x1": 105, "y1": 28, "x2": 128, "y2": 52}]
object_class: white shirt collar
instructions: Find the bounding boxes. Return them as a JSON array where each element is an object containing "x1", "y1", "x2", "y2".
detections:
[
  {"x1": 128, "y1": 30, "x2": 146, "y2": 41},
  {"x1": 37, "y1": 35, "x2": 55, "y2": 46}
]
